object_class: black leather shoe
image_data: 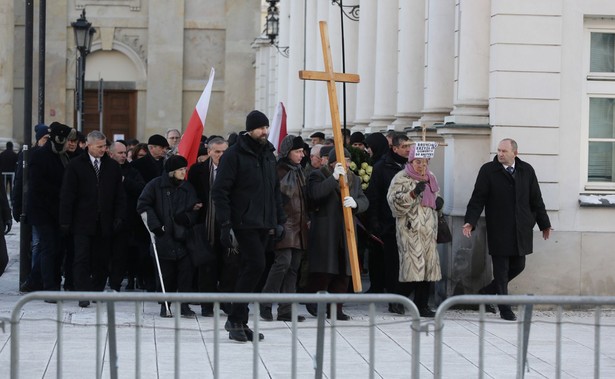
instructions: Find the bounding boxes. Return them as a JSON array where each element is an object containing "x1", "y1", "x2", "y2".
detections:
[
  {"x1": 260, "y1": 305, "x2": 273, "y2": 321},
  {"x1": 277, "y1": 313, "x2": 306, "y2": 322},
  {"x1": 79, "y1": 300, "x2": 90, "y2": 308},
  {"x1": 180, "y1": 304, "x2": 196, "y2": 318},
  {"x1": 20, "y1": 280, "x2": 42, "y2": 293},
  {"x1": 243, "y1": 324, "x2": 264, "y2": 342},
  {"x1": 419, "y1": 308, "x2": 436, "y2": 318},
  {"x1": 388, "y1": 303, "x2": 406, "y2": 315},
  {"x1": 225, "y1": 320, "x2": 248, "y2": 343},
  {"x1": 327, "y1": 311, "x2": 350, "y2": 321},
  {"x1": 478, "y1": 288, "x2": 498, "y2": 314},
  {"x1": 500, "y1": 308, "x2": 517, "y2": 321},
  {"x1": 305, "y1": 303, "x2": 318, "y2": 317}
]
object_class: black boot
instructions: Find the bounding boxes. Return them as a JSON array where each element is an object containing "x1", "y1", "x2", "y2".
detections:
[
  {"x1": 243, "y1": 324, "x2": 264, "y2": 341},
  {"x1": 225, "y1": 320, "x2": 248, "y2": 342},
  {"x1": 160, "y1": 303, "x2": 173, "y2": 318},
  {"x1": 180, "y1": 304, "x2": 196, "y2": 318}
]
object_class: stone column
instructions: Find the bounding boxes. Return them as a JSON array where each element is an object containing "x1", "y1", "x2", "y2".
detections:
[
  {"x1": 313, "y1": 1, "x2": 330, "y2": 133},
  {"x1": 392, "y1": 0, "x2": 426, "y2": 131},
  {"x1": 368, "y1": 0, "x2": 399, "y2": 132},
  {"x1": 145, "y1": 1, "x2": 184, "y2": 136},
  {"x1": 276, "y1": 0, "x2": 290, "y2": 119},
  {"x1": 286, "y1": 0, "x2": 305, "y2": 135},
  {"x1": 353, "y1": 0, "x2": 377, "y2": 131},
  {"x1": 0, "y1": 1, "x2": 14, "y2": 139},
  {"x1": 302, "y1": 1, "x2": 318, "y2": 136},
  {"x1": 418, "y1": 0, "x2": 455, "y2": 127},
  {"x1": 444, "y1": 0, "x2": 490, "y2": 125}
]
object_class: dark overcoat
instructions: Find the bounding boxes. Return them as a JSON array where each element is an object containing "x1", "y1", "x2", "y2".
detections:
[
  {"x1": 27, "y1": 142, "x2": 67, "y2": 226},
  {"x1": 131, "y1": 153, "x2": 164, "y2": 184},
  {"x1": 365, "y1": 150, "x2": 405, "y2": 237},
  {"x1": 137, "y1": 174, "x2": 199, "y2": 261},
  {"x1": 307, "y1": 167, "x2": 369, "y2": 275},
  {"x1": 59, "y1": 152, "x2": 126, "y2": 236},
  {"x1": 464, "y1": 156, "x2": 551, "y2": 256},
  {"x1": 211, "y1": 133, "x2": 285, "y2": 230},
  {"x1": 275, "y1": 159, "x2": 309, "y2": 250}
]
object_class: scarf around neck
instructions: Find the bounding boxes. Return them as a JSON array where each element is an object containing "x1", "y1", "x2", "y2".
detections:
[{"x1": 404, "y1": 162, "x2": 439, "y2": 209}]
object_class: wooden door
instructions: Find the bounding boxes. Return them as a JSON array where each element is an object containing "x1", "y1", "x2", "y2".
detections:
[{"x1": 81, "y1": 90, "x2": 137, "y2": 140}]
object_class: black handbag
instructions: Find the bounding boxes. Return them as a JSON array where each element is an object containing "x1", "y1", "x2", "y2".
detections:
[
  {"x1": 436, "y1": 213, "x2": 452, "y2": 244},
  {"x1": 185, "y1": 223, "x2": 216, "y2": 266}
]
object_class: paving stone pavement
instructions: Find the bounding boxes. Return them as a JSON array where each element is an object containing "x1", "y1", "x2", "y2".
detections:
[{"x1": 1, "y1": 222, "x2": 615, "y2": 378}]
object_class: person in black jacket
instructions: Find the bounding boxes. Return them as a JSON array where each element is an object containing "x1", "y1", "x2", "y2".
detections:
[
  {"x1": 463, "y1": 138, "x2": 552, "y2": 321},
  {"x1": 137, "y1": 155, "x2": 201, "y2": 317},
  {"x1": 211, "y1": 110, "x2": 286, "y2": 343},
  {"x1": 188, "y1": 137, "x2": 234, "y2": 317},
  {"x1": 0, "y1": 178, "x2": 12, "y2": 277},
  {"x1": 131, "y1": 134, "x2": 169, "y2": 184},
  {"x1": 108, "y1": 141, "x2": 145, "y2": 291},
  {"x1": 365, "y1": 134, "x2": 412, "y2": 314},
  {"x1": 59, "y1": 131, "x2": 126, "y2": 307}
]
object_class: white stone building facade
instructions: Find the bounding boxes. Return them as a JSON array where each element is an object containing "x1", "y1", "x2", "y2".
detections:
[
  {"x1": 0, "y1": 0, "x2": 261, "y2": 142},
  {"x1": 254, "y1": 0, "x2": 615, "y2": 298}
]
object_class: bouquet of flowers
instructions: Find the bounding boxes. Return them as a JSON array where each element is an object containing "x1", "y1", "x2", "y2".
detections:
[{"x1": 347, "y1": 146, "x2": 372, "y2": 190}]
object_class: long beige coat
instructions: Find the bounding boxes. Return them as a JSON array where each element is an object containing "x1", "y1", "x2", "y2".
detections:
[{"x1": 386, "y1": 171, "x2": 441, "y2": 283}]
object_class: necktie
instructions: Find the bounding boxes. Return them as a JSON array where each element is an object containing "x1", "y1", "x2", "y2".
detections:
[
  {"x1": 506, "y1": 166, "x2": 514, "y2": 175},
  {"x1": 94, "y1": 159, "x2": 100, "y2": 178}
]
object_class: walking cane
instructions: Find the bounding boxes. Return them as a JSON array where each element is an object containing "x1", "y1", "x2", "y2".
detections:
[{"x1": 140, "y1": 212, "x2": 172, "y2": 317}]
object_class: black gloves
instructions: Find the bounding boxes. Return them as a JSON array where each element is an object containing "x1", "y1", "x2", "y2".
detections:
[
  {"x1": 4, "y1": 219, "x2": 11, "y2": 235},
  {"x1": 413, "y1": 181, "x2": 426, "y2": 197},
  {"x1": 113, "y1": 218, "x2": 123, "y2": 232},
  {"x1": 220, "y1": 223, "x2": 234, "y2": 249},
  {"x1": 435, "y1": 196, "x2": 444, "y2": 211},
  {"x1": 274, "y1": 224, "x2": 285, "y2": 242},
  {"x1": 12, "y1": 210, "x2": 20, "y2": 223},
  {"x1": 152, "y1": 227, "x2": 164, "y2": 237},
  {"x1": 174, "y1": 212, "x2": 191, "y2": 227}
]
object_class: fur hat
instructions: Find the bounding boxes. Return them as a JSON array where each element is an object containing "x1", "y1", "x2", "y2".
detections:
[
  {"x1": 164, "y1": 155, "x2": 188, "y2": 172},
  {"x1": 34, "y1": 123, "x2": 49, "y2": 141},
  {"x1": 278, "y1": 135, "x2": 304, "y2": 158},
  {"x1": 328, "y1": 147, "x2": 351, "y2": 163},
  {"x1": 147, "y1": 134, "x2": 170, "y2": 148},
  {"x1": 245, "y1": 110, "x2": 269, "y2": 131},
  {"x1": 49, "y1": 122, "x2": 75, "y2": 143}
]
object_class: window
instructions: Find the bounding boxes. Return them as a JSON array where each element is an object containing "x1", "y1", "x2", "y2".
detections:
[{"x1": 585, "y1": 28, "x2": 615, "y2": 191}]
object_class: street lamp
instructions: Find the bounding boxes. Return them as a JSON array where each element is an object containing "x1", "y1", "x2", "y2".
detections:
[
  {"x1": 265, "y1": 0, "x2": 288, "y2": 57},
  {"x1": 71, "y1": 9, "x2": 95, "y2": 132}
]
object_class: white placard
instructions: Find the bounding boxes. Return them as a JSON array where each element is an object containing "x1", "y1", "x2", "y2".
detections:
[
  {"x1": 113, "y1": 134, "x2": 125, "y2": 141},
  {"x1": 414, "y1": 141, "x2": 438, "y2": 158}
]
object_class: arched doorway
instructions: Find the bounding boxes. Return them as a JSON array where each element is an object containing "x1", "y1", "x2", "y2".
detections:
[{"x1": 79, "y1": 45, "x2": 144, "y2": 140}]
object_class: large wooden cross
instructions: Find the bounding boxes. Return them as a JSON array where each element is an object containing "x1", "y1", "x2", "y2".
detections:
[{"x1": 299, "y1": 21, "x2": 362, "y2": 292}]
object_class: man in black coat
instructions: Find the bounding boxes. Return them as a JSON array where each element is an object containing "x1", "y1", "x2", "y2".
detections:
[
  {"x1": 131, "y1": 134, "x2": 169, "y2": 184},
  {"x1": 59, "y1": 131, "x2": 126, "y2": 307},
  {"x1": 212, "y1": 110, "x2": 286, "y2": 342},
  {"x1": 108, "y1": 141, "x2": 145, "y2": 291},
  {"x1": 463, "y1": 138, "x2": 551, "y2": 321},
  {"x1": 188, "y1": 137, "x2": 236, "y2": 316},
  {"x1": 27, "y1": 122, "x2": 75, "y2": 292},
  {"x1": 365, "y1": 134, "x2": 412, "y2": 314}
]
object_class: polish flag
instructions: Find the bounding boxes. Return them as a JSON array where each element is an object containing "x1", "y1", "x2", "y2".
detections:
[
  {"x1": 178, "y1": 67, "x2": 215, "y2": 169},
  {"x1": 267, "y1": 102, "x2": 287, "y2": 153}
]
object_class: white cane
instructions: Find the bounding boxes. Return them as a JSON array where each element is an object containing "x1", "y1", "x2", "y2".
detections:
[{"x1": 140, "y1": 212, "x2": 172, "y2": 317}]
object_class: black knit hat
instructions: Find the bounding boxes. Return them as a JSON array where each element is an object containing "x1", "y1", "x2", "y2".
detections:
[
  {"x1": 350, "y1": 132, "x2": 365, "y2": 145},
  {"x1": 164, "y1": 155, "x2": 188, "y2": 172},
  {"x1": 278, "y1": 135, "x2": 305, "y2": 158},
  {"x1": 246, "y1": 110, "x2": 269, "y2": 131},
  {"x1": 148, "y1": 134, "x2": 170, "y2": 148},
  {"x1": 34, "y1": 123, "x2": 49, "y2": 141}
]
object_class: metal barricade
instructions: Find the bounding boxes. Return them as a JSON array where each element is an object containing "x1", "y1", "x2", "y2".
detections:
[
  {"x1": 434, "y1": 295, "x2": 615, "y2": 379},
  {"x1": 9, "y1": 292, "x2": 421, "y2": 379}
]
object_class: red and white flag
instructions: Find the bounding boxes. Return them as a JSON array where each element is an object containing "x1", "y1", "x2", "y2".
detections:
[
  {"x1": 178, "y1": 67, "x2": 215, "y2": 169},
  {"x1": 267, "y1": 102, "x2": 287, "y2": 152}
]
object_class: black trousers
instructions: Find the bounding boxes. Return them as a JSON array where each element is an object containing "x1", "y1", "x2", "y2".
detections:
[
  {"x1": 229, "y1": 228, "x2": 270, "y2": 324},
  {"x1": 382, "y1": 232, "x2": 401, "y2": 295},
  {"x1": 158, "y1": 254, "x2": 193, "y2": 293},
  {"x1": 481, "y1": 255, "x2": 526, "y2": 310},
  {"x1": 73, "y1": 233, "x2": 111, "y2": 292}
]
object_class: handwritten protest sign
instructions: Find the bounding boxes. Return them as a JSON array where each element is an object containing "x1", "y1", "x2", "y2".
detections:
[{"x1": 414, "y1": 141, "x2": 438, "y2": 158}]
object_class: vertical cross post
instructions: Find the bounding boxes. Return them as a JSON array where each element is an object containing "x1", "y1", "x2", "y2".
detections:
[{"x1": 299, "y1": 21, "x2": 362, "y2": 292}]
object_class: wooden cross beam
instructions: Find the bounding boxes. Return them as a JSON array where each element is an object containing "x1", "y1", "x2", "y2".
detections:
[{"x1": 299, "y1": 21, "x2": 362, "y2": 293}]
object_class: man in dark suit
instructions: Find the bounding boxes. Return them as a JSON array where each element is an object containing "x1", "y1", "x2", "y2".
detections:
[
  {"x1": 463, "y1": 138, "x2": 551, "y2": 321},
  {"x1": 59, "y1": 131, "x2": 126, "y2": 307}
]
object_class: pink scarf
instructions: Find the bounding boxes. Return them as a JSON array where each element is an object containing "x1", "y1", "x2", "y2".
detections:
[{"x1": 404, "y1": 162, "x2": 439, "y2": 209}]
